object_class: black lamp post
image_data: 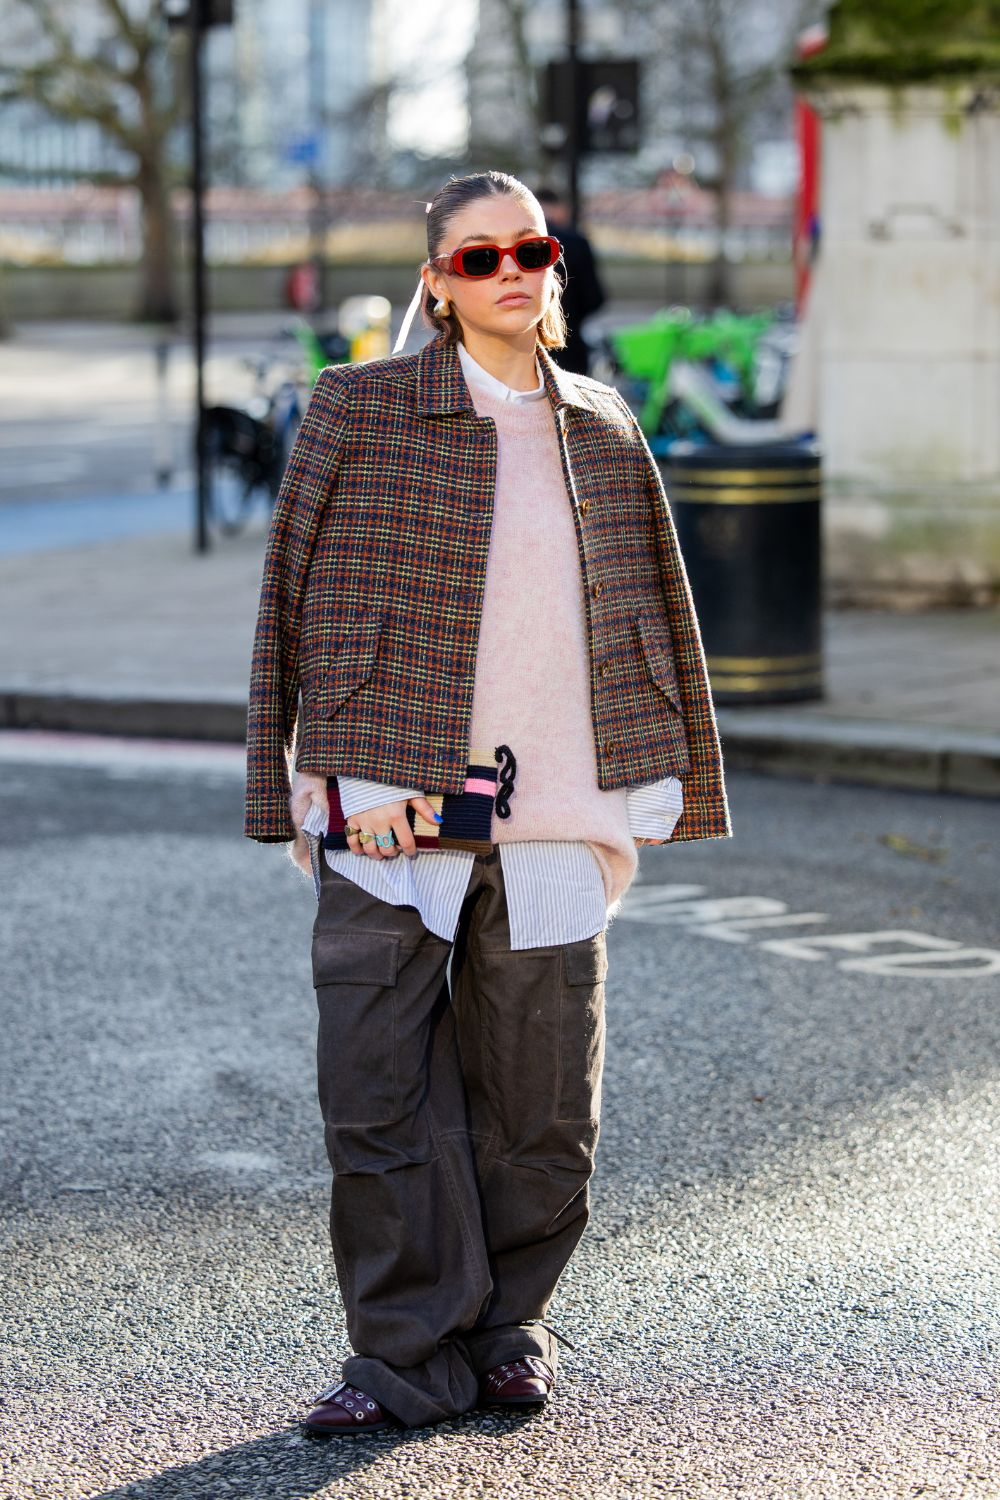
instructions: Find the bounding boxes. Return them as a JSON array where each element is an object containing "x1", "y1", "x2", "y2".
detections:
[
  {"x1": 163, "y1": 0, "x2": 233, "y2": 554},
  {"x1": 565, "y1": 0, "x2": 581, "y2": 226}
]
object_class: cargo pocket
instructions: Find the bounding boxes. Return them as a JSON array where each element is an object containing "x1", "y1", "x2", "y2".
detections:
[
  {"x1": 556, "y1": 934, "x2": 609, "y2": 1121},
  {"x1": 313, "y1": 929, "x2": 400, "y2": 1124}
]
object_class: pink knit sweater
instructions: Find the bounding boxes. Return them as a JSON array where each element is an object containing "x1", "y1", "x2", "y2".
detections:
[{"x1": 465, "y1": 381, "x2": 639, "y2": 910}]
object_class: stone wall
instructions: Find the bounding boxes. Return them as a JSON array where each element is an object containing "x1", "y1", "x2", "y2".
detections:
[{"x1": 799, "y1": 82, "x2": 1000, "y2": 606}]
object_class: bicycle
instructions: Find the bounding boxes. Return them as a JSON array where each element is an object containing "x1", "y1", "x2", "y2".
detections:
[{"x1": 204, "y1": 322, "x2": 349, "y2": 536}]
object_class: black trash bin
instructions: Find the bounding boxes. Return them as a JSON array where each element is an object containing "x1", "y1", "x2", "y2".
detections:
[{"x1": 660, "y1": 441, "x2": 823, "y2": 704}]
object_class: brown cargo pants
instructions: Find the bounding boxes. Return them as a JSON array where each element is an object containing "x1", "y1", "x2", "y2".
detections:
[{"x1": 310, "y1": 842, "x2": 609, "y2": 1427}]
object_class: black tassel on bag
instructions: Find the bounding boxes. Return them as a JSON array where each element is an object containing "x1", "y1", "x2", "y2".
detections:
[{"x1": 494, "y1": 744, "x2": 517, "y2": 818}]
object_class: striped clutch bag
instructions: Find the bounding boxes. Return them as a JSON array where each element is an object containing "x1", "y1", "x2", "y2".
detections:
[{"x1": 321, "y1": 744, "x2": 517, "y2": 856}]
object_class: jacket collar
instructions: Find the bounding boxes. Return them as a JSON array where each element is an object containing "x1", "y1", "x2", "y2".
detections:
[{"x1": 415, "y1": 333, "x2": 594, "y2": 416}]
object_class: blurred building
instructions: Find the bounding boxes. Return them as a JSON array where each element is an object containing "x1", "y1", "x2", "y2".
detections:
[
  {"x1": 0, "y1": 0, "x2": 798, "y2": 284},
  {"x1": 0, "y1": 0, "x2": 391, "y2": 192},
  {"x1": 232, "y1": 0, "x2": 392, "y2": 189},
  {"x1": 0, "y1": 0, "x2": 806, "y2": 199}
]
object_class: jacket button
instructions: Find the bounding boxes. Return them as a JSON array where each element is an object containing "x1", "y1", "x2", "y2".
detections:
[
  {"x1": 579, "y1": 499, "x2": 590, "y2": 517},
  {"x1": 599, "y1": 661, "x2": 610, "y2": 677},
  {"x1": 605, "y1": 743, "x2": 617, "y2": 757},
  {"x1": 591, "y1": 581, "x2": 603, "y2": 599}
]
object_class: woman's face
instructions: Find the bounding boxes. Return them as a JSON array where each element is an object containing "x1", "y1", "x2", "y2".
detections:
[{"x1": 423, "y1": 193, "x2": 554, "y2": 344}]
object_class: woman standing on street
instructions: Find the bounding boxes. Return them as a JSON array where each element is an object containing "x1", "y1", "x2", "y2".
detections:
[{"x1": 244, "y1": 170, "x2": 730, "y2": 1435}]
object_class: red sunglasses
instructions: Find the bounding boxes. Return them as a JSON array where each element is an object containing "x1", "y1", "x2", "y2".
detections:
[{"x1": 429, "y1": 234, "x2": 563, "y2": 280}]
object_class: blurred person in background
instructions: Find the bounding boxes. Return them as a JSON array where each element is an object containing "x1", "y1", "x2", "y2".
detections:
[
  {"x1": 534, "y1": 185, "x2": 607, "y2": 376},
  {"x1": 245, "y1": 169, "x2": 729, "y2": 1437}
]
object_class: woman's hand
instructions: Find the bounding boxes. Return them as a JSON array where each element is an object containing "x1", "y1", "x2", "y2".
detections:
[
  {"x1": 634, "y1": 837, "x2": 667, "y2": 847},
  {"x1": 346, "y1": 795, "x2": 442, "y2": 859},
  {"x1": 288, "y1": 771, "x2": 329, "y2": 874}
]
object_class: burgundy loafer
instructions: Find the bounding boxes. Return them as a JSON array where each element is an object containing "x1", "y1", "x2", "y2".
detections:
[
  {"x1": 301, "y1": 1379, "x2": 400, "y2": 1436},
  {"x1": 478, "y1": 1355, "x2": 555, "y2": 1408}
]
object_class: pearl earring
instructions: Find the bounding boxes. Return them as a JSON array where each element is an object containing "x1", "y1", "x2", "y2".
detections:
[{"x1": 434, "y1": 297, "x2": 450, "y2": 317}]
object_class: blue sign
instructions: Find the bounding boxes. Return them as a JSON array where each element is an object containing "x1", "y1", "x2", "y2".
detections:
[{"x1": 286, "y1": 134, "x2": 320, "y2": 166}]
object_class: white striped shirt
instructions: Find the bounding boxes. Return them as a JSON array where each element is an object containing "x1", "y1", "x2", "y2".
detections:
[{"x1": 302, "y1": 775, "x2": 683, "y2": 951}]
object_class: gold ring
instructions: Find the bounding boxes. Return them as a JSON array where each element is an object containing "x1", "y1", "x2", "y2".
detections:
[
  {"x1": 357, "y1": 830, "x2": 376, "y2": 844},
  {"x1": 344, "y1": 823, "x2": 360, "y2": 838}
]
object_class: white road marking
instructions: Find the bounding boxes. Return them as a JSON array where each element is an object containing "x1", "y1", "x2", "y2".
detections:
[
  {"x1": 620, "y1": 884, "x2": 1000, "y2": 980},
  {"x1": 758, "y1": 930, "x2": 958, "y2": 963},
  {"x1": 839, "y1": 947, "x2": 1000, "y2": 977},
  {"x1": 692, "y1": 913, "x2": 830, "y2": 943},
  {"x1": 627, "y1": 895, "x2": 792, "y2": 924}
]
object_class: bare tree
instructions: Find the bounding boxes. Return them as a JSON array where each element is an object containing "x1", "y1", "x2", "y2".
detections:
[
  {"x1": 624, "y1": 0, "x2": 822, "y2": 305},
  {"x1": 465, "y1": 0, "x2": 546, "y2": 178},
  {"x1": 0, "y1": 0, "x2": 181, "y2": 321}
]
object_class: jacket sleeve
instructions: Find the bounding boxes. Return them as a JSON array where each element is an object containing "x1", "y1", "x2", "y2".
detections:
[
  {"x1": 244, "y1": 367, "x2": 352, "y2": 842},
  {"x1": 610, "y1": 390, "x2": 732, "y2": 843}
]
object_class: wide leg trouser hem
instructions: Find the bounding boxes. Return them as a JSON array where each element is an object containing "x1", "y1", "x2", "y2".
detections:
[
  {"x1": 455, "y1": 1320, "x2": 558, "y2": 1380},
  {"x1": 342, "y1": 1343, "x2": 480, "y2": 1429}
]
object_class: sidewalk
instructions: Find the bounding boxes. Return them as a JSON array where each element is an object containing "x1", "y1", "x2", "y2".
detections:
[{"x1": 1, "y1": 517, "x2": 998, "y2": 798}]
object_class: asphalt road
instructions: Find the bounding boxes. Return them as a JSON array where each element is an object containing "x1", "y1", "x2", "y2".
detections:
[
  {"x1": 0, "y1": 319, "x2": 284, "y2": 509},
  {"x1": 2, "y1": 730, "x2": 999, "y2": 1499}
]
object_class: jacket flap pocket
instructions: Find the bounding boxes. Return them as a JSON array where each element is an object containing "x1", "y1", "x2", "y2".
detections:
[
  {"x1": 563, "y1": 940, "x2": 609, "y2": 986},
  {"x1": 312, "y1": 930, "x2": 399, "y2": 988},
  {"x1": 316, "y1": 610, "x2": 384, "y2": 718},
  {"x1": 635, "y1": 612, "x2": 682, "y2": 710}
]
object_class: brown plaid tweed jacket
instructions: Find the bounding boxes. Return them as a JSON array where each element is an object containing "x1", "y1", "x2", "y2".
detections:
[{"x1": 245, "y1": 332, "x2": 730, "y2": 845}]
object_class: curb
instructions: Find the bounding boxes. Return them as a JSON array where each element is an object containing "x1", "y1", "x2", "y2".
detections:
[
  {"x1": 716, "y1": 709, "x2": 1000, "y2": 799},
  {"x1": 2, "y1": 688, "x2": 999, "y2": 800},
  {"x1": 0, "y1": 688, "x2": 247, "y2": 743}
]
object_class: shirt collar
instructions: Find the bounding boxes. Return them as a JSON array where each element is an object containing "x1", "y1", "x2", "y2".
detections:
[{"x1": 456, "y1": 340, "x2": 546, "y2": 404}]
